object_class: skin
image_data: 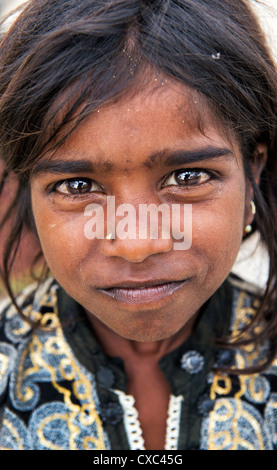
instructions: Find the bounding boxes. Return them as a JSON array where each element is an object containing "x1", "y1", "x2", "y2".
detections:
[{"x1": 30, "y1": 80, "x2": 264, "y2": 449}]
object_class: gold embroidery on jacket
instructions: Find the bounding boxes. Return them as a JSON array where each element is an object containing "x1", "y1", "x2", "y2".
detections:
[
  {"x1": 202, "y1": 291, "x2": 274, "y2": 450},
  {"x1": 2, "y1": 281, "x2": 107, "y2": 450}
]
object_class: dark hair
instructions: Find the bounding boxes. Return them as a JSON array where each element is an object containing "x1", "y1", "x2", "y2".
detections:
[{"x1": 1, "y1": 0, "x2": 277, "y2": 371}]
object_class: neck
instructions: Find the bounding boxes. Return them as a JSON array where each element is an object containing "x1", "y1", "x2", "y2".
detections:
[{"x1": 85, "y1": 312, "x2": 196, "y2": 362}]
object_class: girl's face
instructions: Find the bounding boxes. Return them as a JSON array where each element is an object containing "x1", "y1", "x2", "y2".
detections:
[{"x1": 31, "y1": 82, "x2": 254, "y2": 342}]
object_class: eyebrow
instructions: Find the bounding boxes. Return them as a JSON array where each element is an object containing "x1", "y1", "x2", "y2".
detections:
[
  {"x1": 32, "y1": 146, "x2": 233, "y2": 176},
  {"x1": 32, "y1": 158, "x2": 112, "y2": 176},
  {"x1": 144, "y1": 146, "x2": 233, "y2": 169}
]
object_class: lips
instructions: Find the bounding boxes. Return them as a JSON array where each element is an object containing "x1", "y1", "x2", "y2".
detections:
[{"x1": 97, "y1": 279, "x2": 189, "y2": 305}]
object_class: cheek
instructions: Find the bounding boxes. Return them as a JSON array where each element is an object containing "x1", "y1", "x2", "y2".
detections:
[
  {"x1": 33, "y1": 208, "x2": 95, "y2": 274},
  {"x1": 192, "y1": 194, "x2": 245, "y2": 275}
]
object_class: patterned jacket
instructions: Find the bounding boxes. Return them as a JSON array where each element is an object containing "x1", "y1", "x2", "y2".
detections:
[{"x1": 0, "y1": 274, "x2": 276, "y2": 450}]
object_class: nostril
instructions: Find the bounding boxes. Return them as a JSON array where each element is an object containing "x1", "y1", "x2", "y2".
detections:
[{"x1": 101, "y1": 236, "x2": 173, "y2": 262}]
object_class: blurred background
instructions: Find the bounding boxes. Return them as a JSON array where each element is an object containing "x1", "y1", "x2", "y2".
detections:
[
  {"x1": 0, "y1": 0, "x2": 277, "y2": 298},
  {"x1": 0, "y1": 0, "x2": 24, "y2": 24}
]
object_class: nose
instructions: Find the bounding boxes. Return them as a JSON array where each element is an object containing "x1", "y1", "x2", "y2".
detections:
[
  {"x1": 98, "y1": 194, "x2": 175, "y2": 262},
  {"x1": 102, "y1": 234, "x2": 173, "y2": 263}
]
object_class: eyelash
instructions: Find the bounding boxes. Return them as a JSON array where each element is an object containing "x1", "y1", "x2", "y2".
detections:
[
  {"x1": 47, "y1": 177, "x2": 103, "y2": 198},
  {"x1": 47, "y1": 168, "x2": 216, "y2": 199},
  {"x1": 162, "y1": 168, "x2": 215, "y2": 188}
]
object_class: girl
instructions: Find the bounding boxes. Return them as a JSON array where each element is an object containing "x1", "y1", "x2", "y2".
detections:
[{"x1": 0, "y1": 0, "x2": 277, "y2": 451}]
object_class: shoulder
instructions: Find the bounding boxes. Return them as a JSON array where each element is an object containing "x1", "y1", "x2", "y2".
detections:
[
  {"x1": 200, "y1": 280, "x2": 277, "y2": 450},
  {"x1": 0, "y1": 277, "x2": 59, "y2": 409},
  {"x1": 0, "y1": 278, "x2": 57, "y2": 396},
  {"x1": 0, "y1": 277, "x2": 59, "y2": 337},
  {"x1": 0, "y1": 277, "x2": 107, "y2": 450}
]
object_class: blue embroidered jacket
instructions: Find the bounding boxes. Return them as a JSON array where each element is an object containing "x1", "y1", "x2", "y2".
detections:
[{"x1": 0, "y1": 277, "x2": 276, "y2": 450}]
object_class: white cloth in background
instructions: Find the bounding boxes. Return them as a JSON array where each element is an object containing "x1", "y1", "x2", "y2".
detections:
[{"x1": 231, "y1": 231, "x2": 270, "y2": 294}]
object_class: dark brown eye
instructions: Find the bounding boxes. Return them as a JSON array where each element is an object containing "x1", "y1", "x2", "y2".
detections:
[
  {"x1": 66, "y1": 179, "x2": 92, "y2": 194},
  {"x1": 175, "y1": 170, "x2": 206, "y2": 185},
  {"x1": 55, "y1": 178, "x2": 102, "y2": 195},
  {"x1": 163, "y1": 169, "x2": 210, "y2": 187}
]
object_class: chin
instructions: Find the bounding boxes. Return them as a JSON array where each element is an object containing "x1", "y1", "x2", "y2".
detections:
[{"x1": 114, "y1": 319, "x2": 186, "y2": 343}]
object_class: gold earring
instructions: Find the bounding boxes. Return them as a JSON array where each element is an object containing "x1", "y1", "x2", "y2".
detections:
[
  {"x1": 250, "y1": 200, "x2": 256, "y2": 215},
  {"x1": 244, "y1": 224, "x2": 252, "y2": 235},
  {"x1": 244, "y1": 200, "x2": 256, "y2": 235}
]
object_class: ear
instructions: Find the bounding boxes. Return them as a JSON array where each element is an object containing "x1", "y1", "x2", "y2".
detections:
[
  {"x1": 243, "y1": 143, "x2": 267, "y2": 232},
  {"x1": 251, "y1": 143, "x2": 268, "y2": 185}
]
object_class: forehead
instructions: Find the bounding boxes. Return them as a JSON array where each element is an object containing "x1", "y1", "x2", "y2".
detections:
[
  {"x1": 39, "y1": 79, "x2": 238, "y2": 173},
  {"x1": 77, "y1": 81, "x2": 229, "y2": 135}
]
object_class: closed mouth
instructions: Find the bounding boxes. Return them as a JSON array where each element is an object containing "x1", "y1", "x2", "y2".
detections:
[{"x1": 97, "y1": 279, "x2": 189, "y2": 305}]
